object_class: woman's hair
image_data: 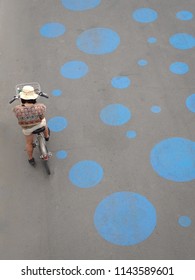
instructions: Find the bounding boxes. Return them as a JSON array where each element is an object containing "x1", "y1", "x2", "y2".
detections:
[{"x1": 21, "y1": 99, "x2": 37, "y2": 104}]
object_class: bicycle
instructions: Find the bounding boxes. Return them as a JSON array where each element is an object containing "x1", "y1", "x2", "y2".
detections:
[{"x1": 9, "y1": 82, "x2": 52, "y2": 175}]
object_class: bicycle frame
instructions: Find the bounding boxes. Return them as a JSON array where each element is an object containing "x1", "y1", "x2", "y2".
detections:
[{"x1": 34, "y1": 132, "x2": 51, "y2": 160}]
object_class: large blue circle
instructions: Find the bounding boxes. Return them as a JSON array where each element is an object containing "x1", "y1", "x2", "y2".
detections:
[
  {"x1": 169, "y1": 62, "x2": 189, "y2": 75},
  {"x1": 176, "y1": 11, "x2": 193, "y2": 21},
  {"x1": 94, "y1": 192, "x2": 157, "y2": 246},
  {"x1": 61, "y1": 0, "x2": 101, "y2": 11},
  {"x1": 48, "y1": 116, "x2": 68, "y2": 132},
  {"x1": 150, "y1": 137, "x2": 195, "y2": 182},
  {"x1": 132, "y1": 8, "x2": 158, "y2": 23},
  {"x1": 76, "y1": 28, "x2": 120, "y2": 55},
  {"x1": 100, "y1": 104, "x2": 131, "y2": 126},
  {"x1": 60, "y1": 61, "x2": 89, "y2": 79},
  {"x1": 69, "y1": 160, "x2": 104, "y2": 188},
  {"x1": 169, "y1": 33, "x2": 195, "y2": 50},
  {"x1": 186, "y1": 94, "x2": 195, "y2": 112},
  {"x1": 40, "y1": 23, "x2": 66, "y2": 38},
  {"x1": 111, "y1": 76, "x2": 131, "y2": 89}
]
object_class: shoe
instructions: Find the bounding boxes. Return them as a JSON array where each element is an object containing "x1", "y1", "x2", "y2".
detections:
[
  {"x1": 45, "y1": 128, "x2": 50, "y2": 142},
  {"x1": 28, "y1": 157, "x2": 36, "y2": 166}
]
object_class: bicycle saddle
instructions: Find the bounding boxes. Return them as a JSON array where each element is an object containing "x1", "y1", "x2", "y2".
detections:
[{"x1": 32, "y1": 126, "x2": 45, "y2": 134}]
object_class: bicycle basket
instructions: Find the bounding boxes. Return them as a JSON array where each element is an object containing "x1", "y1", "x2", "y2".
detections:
[{"x1": 15, "y1": 82, "x2": 41, "y2": 95}]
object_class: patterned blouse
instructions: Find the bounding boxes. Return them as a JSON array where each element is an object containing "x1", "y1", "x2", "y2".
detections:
[{"x1": 13, "y1": 103, "x2": 46, "y2": 127}]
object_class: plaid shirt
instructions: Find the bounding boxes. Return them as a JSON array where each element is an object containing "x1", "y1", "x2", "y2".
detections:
[{"x1": 13, "y1": 103, "x2": 46, "y2": 127}]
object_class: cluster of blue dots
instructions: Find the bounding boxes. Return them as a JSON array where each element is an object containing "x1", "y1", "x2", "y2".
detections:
[{"x1": 40, "y1": 1, "x2": 193, "y2": 246}]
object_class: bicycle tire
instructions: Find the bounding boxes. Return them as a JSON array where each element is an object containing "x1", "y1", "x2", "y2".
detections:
[
  {"x1": 43, "y1": 160, "x2": 51, "y2": 175},
  {"x1": 38, "y1": 134, "x2": 51, "y2": 175}
]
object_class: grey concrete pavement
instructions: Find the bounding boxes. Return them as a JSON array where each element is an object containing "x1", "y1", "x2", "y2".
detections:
[{"x1": 0, "y1": 0, "x2": 195, "y2": 259}]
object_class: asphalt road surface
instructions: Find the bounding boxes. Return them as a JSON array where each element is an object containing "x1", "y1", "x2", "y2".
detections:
[{"x1": 0, "y1": 0, "x2": 195, "y2": 259}]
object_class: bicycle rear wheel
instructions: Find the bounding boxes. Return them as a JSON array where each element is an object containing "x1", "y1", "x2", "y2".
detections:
[{"x1": 38, "y1": 134, "x2": 51, "y2": 175}]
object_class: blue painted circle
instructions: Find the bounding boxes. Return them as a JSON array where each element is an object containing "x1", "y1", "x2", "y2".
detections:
[
  {"x1": 169, "y1": 62, "x2": 189, "y2": 75},
  {"x1": 61, "y1": 0, "x2": 101, "y2": 11},
  {"x1": 69, "y1": 160, "x2": 104, "y2": 188},
  {"x1": 56, "y1": 150, "x2": 68, "y2": 159},
  {"x1": 52, "y1": 89, "x2": 62, "y2": 96},
  {"x1": 126, "y1": 130, "x2": 137, "y2": 139},
  {"x1": 100, "y1": 104, "x2": 131, "y2": 126},
  {"x1": 94, "y1": 192, "x2": 157, "y2": 246},
  {"x1": 186, "y1": 94, "x2": 195, "y2": 112},
  {"x1": 148, "y1": 37, "x2": 157, "y2": 44},
  {"x1": 111, "y1": 76, "x2": 131, "y2": 89},
  {"x1": 138, "y1": 59, "x2": 148, "y2": 66},
  {"x1": 150, "y1": 137, "x2": 195, "y2": 182},
  {"x1": 169, "y1": 33, "x2": 195, "y2": 50},
  {"x1": 151, "y1": 106, "x2": 161, "y2": 113},
  {"x1": 178, "y1": 216, "x2": 192, "y2": 227},
  {"x1": 76, "y1": 28, "x2": 120, "y2": 55},
  {"x1": 176, "y1": 11, "x2": 193, "y2": 21},
  {"x1": 132, "y1": 8, "x2": 158, "y2": 23},
  {"x1": 40, "y1": 23, "x2": 66, "y2": 38},
  {"x1": 61, "y1": 61, "x2": 89, "y2": 79},
  {"x1": 48, "y1": 116, "x2": 68, "y2": 132}
]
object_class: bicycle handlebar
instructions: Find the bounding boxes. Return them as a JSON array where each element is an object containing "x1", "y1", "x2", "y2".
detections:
[
  {"x1": 9, "y1": 96, "x2": 20, "y2": 104},
  {"x1": 39, "y1": 92, "x2": 49, "y2": 98},
  {"x1": 9, "y1": 91, "x2": 49, "y2": 104}
]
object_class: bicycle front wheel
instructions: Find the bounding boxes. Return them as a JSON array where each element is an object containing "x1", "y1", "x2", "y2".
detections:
[{"x1": 43, "y1": 160, "x2": 51, "y2": 175}]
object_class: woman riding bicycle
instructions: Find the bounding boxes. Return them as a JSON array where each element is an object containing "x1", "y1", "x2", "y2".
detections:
[{"x1": 13, "y1": 85, "x2": 50, "y2": 166}]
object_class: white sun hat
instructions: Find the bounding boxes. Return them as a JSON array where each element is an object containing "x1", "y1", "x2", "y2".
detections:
[{"x1": 20, "y1": 85, "x2": 38, "y2": 100}]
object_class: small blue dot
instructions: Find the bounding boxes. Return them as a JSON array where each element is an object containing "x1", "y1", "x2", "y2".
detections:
[
  {"x1": 138, "y1": 59, "x2": 148, "y2": 66},
  {"x1": 69, "y1": 160, "x2": 104, "y2": 188},
  {"x1": 61, "y1": 0, "x2": 101, "y2": 11},
  {"x1": 126, "y1": 130, "x2": 137, "y2": 139},
  {"x1": 94, "y1": 192, "x2": 157, "y2": 246},
  {"x1": 147, "y1": 37, "x2": 157, "y2": 44},
  {"x1": 132, "y1": 8, "x2": 158, "y2": 23},
  {"x1": 100, "y1": 104, "x2": 131, "y2": 126},
  {"x1": 56, "y1": 150, "x2": 68, "y2": 159},
  {"x1": 151, "y1": 106, "x2": 161, "y2": 113},
  {"x1": 111, "y1": 76, "x2": 131, "y2": 89},
  {"x1": 178, "y1": 216, "x2": 192, "y2": 227},
  {"x1": 40, "y1": 22, "x2": 66, "y2": 38},
  {"x1": 52, "y1": 89, "x2": 62, "y2": 96},
  {"x1": 48, "y1": 116, "x2": 68, "y2": 132},
  {"x1": 77, "y1": 28, "x2": 120, "y2": 55},
  {"x1": 169, "y1": 33, "x2": 195, "y2": 50},
  {"x1": 176, "y1": 11, "x2": 193, "y2": 21},
  {"x1": 186, "y1": 94, "x2": 195, "y2": 112},
  {"x1": 60, "y1": 61, "x2": 89, "y2": 79},
  {"x1": 169, "y1": 62, "x2": 189, "y2": 75}
]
